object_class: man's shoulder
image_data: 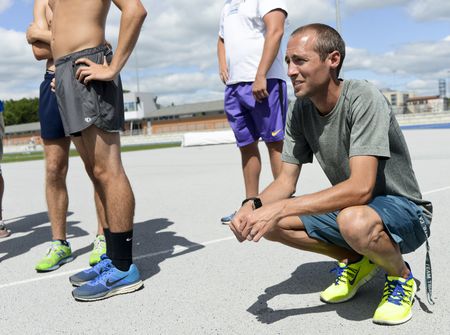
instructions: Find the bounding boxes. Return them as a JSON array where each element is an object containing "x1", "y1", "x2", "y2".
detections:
[{"x1": 345, "y1": 79, "x2": 382, "y2": 99}]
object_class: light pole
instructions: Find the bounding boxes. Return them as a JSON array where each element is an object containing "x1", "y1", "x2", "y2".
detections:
[
  {"x1": 134, "y1": 48, "x2": 141, "y2": 93},
  {"x1": 335, "y1": 0, "x2": 342, "y2": 34}
]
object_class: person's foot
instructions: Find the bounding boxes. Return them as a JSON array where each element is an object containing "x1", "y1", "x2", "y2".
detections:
[
  {"x1": 0, "y1": 220, "x2": 11, "y2": 238},
  {"x1": 69, "y1": 254, "x2": 113, "y2": 287},
  {"x1": 89, "y1": 234, "x2": 106, "y2": 266},
  {"x1": 320, "y1": 256, "x2": 378, "y2": 303},
  {"x1": 373, "y1": 271, "x2": 416, "y2": 325},
  {"x1": 220, "y1": 212, "x2": 236, "y2": 225},
  {"x1": 35, "y1": 240, "x2": 74, "y2": 272},
  {"x1": 72, "y1": 263, "x2": 143, "y2": 301}
]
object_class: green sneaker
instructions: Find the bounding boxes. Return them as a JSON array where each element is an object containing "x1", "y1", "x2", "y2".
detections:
[
  {"x1": 373, "y1": 271, "x2": 416, "y2": 325},
  {"x1": 89, "y1": 235, "x2": 107, "y2": 266},
  {"x1": 320, "y1": 256, "x2": 378, "y2": 303},
  {"x1": 35, "y1": 240, "x2": 74, "y2": 272}
]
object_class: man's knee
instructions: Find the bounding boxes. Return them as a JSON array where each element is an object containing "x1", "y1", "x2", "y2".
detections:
[
  {"x1": 46, "y1": 159, "x2": 68, "y2": 184},
  {"x1": 337, "y1": 206, "x2": 383, "y2": 252}
]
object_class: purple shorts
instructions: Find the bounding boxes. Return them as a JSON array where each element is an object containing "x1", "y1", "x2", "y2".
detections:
[{"x1": 224, "y1": 79, "x2": 287, "y2": 147}]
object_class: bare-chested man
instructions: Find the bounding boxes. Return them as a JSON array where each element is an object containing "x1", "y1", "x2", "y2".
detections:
[
  {"x1": 26, "y1": 0, "x2": 106, "y2": 273},
  {"x1": 49, "y1": 0, "x2": 147, "y2": 301}
]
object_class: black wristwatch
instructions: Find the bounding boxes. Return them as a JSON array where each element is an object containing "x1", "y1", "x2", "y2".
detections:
[{"x1": 241, "y1": 197, "x2": 262, "y2": 209}]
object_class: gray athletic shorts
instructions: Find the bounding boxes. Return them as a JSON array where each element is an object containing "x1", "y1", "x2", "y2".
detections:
[
  {"x1": 301, "y1": 195, "x2": 432, "y2": 254},
  {"x1": 55, "y1": 45, "x2": 124, "y2": 136}
]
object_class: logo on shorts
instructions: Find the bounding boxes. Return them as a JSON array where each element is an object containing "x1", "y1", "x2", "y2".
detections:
[
  {"x1": 271, "y1": 129, "x2": 282, "y2": 137},
  {"x1": 84, "y1": 117, "x2": 92, "y2": 123}
]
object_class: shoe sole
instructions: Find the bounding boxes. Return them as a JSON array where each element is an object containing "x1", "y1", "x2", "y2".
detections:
[
  {"x1": 0, "y1": 230, "x2": 11, "y2": 238},
  {"x1": 35, "y1": 256, "x2": 74, "y2": 273},
  {"x1": 372, "y1": 312, "x2": 412, "y2": 326},
  {"x1": 73, "y1": 280, "x2": 144, "y2": 302},
  {"x1": 320, "y1": 266, "x2": 379, "y2": 304},
  {"x1": 70, "y1": 279, "x2": 88, "y2": 287}
]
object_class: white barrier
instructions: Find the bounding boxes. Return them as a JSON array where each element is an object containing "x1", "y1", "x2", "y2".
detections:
[{"x1": 182, "y1": 130, "x2": 236, "y2": 147}]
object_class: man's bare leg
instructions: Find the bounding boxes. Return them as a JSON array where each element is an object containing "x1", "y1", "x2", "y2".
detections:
[
  {"x1": 43, "y1": 137, "x2": 71, "y2": 240},
  {"x1": 240, "y1": 141, "x2": 261, "y2": 198},
  {"x1": 72, "y1": 125, "x2": 134, "y2": 271},
  {"x1": 0, "y1": 170, "x2": 10, "y2": 238},
  {"x1": 265, "y1": 140, "x2": 283, "y2": 179},
  {"x1": 264, "y1": 216, "x2": 361, "y2": 262},
  {"x1": 337, "y1": 206, "x2": 410, "y2": 278},
  {"x1": 35, "y1": 137, "x2": 74, "y2": 272}
]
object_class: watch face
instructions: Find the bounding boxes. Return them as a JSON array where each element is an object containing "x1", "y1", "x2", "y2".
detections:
[{"x1": 254, "y1": 198, "x2": 262, "y2": 209}]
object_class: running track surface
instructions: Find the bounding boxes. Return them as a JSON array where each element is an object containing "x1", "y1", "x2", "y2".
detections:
[{"x1": 0, "y1": 128, "x2": 449, "y2": 334}]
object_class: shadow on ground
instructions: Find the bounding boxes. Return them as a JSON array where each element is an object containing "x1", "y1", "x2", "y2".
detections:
[
  {"x1": 0, "y1": 211, "x2": 88, "y2": 263},
  {"x1": 130, "y1": 218, "x2": 204, "y2": 281},
  {"x1": 248, "y1": 261, "x2": 430, "y2": 324}
]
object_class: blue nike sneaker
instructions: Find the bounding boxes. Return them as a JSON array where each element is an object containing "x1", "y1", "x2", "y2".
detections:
[
  {"x1": 69, "y1": 254, "x2": 113, "y2": 287},
  {"x1": 72, "y1": 263, "x2": 143, "y2": 301},
  {"x1": 221, "y1": 212, "x2": 236, "y2": 225}
]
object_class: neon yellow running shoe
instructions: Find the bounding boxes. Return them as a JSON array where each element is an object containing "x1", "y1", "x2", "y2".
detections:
[
  {"x1": 320, "y1": 256, "x2": 378, "y2": 303},
  {"x1": 373, "y1": 272, "x2": 416, "y2": 325},
  {"x1": 89, "y1": 235, "x2": 107, "y2": 266},
  {"x1": 35, "y1": 240, "x2": 73, "y2": 272}
]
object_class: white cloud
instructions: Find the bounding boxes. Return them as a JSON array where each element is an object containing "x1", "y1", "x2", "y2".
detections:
[
  {"x1": 1, "y1": 0, "x2": 449, "y2": 103},
  {"x1": 0, "y1": 0, "x2": 12, "y2": 14},
  {"x1": 407, "y1": 1, "x2": 450, "y2": 21},
  {"x1": 0, "y1": 28, "x2": 44, "y2": 99},
  {"x1": 344, "y1": 0, "x2": 408, "y2": 11}
]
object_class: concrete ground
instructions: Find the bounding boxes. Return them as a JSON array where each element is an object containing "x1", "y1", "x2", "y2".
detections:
[{"x1": 0, "y1": 128, "x2": 449, "y2": 334}]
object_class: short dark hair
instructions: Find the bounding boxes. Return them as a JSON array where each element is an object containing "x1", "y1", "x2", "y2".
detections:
[{"x1": 291, "y1": 23, "x2": 346, "y2": 77}]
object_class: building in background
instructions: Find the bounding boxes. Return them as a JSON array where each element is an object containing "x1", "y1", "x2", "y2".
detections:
[
  {"x1": 405, "y1": 95, "x2": 449, "y2": 114},
  {"x1": 381, "y1": 89, "x2": 412, "y2": 114}
]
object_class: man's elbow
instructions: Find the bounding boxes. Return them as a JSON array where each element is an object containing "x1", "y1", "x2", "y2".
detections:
[
  {"x1": 134, "y1": 3, "x2": 147, "y2": 22},
  {"x1": 357, "y1": 186, "x2": 374, "y2": 204}
]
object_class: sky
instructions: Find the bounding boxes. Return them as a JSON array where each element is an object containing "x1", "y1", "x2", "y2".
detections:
[{"x1": 0, "y1": 0, "x2": 449, "y2": 106}]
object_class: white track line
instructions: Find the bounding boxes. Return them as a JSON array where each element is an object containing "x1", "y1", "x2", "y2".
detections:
[
  {"x1": 0, "y1": 236, "x2": 234, "y2": 289},
  {"x1": 423, "y1": 185, "x2": 450, "y2": 195}
]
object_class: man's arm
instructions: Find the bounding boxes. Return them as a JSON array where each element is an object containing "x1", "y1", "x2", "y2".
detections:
[
  {"x1": 229, "y1": 161, "x2": 301, "y2": 242},
  {"x1": 217, "y1": 37, "x2": 229, "y2": 84},
  {"x1": 240, "y1": 155, "x2": 379, "y2": 242},
  {"x1": 75, "y1": 0, "x2": 147, "y2": 84},
  {"x1": 252, "y1": 9, "x2": 286, "y2": 102},
  {"x1": 27, "y1": 0, "x2": 52, "y2": 60}
]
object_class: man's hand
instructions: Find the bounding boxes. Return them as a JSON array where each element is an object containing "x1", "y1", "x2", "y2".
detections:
[
  {"x1": 240, "y1": 202, "x2": 281, "y2": 242},
  {"x1": 252, "y1": 74, "x2": 269, "y2": 103},
  {"x1": 26, "y1": 22, "x2": 43, "y2": 44},
  {"x1": 75, "y1": 57, "x2": 116, "y2": 84},
  {"x1": 229, "y1": 202, "x2": 254, "y2": 242},
  {"x1": 219, "y1": 64, "x2": 229, "y2": 84},
  {"x1": 50, "y1": 77, "x2": 56, "y2": 92}
]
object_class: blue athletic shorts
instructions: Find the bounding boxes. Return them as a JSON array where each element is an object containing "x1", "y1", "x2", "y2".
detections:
[
  {"x1": 38, "y1": 71, "x2": 66, "y2": 140},
  {"x1": 301, "y1": 195, "x2": 431, "y2": 254}
]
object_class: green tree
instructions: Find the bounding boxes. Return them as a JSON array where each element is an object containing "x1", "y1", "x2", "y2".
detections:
[{"x1": 3, "y1": 98, "x2": 39, "y2": 126}]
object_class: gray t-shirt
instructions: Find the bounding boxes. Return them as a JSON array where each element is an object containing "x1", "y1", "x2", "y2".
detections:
[{"x1": 282, "y1": 79, "x2": 431, "y2": 209}]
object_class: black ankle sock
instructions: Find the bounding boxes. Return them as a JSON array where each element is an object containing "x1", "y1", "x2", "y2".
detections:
[
  {"x1": 56, "y1": 239, "x2": 69, "y2": 246},
  {"x1": 103, "y1": 228, "x2": 112, "y2": 259},
  {"x1": 109, "y1": 230, "x2": 133, "y2": 271}
]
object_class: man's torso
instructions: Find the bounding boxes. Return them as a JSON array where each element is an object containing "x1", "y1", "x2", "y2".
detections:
[
  {"x1": 219, "y1": 0, "x2": 287, "y2": 84},
  {"x1": 50, "y1": 0, "x2": 110, "y2": 59},
  {"x1": 282, "y1": 79, "x2": 430, "y2": 207}
]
